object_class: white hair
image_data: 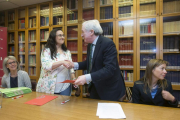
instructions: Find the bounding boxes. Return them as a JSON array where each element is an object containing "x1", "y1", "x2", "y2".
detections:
[
  {"x1": 3, "y1": 56, "x2": 20, "y2": 76},
  {"x1": 82, "y1": 19, "x2": 103, "y2": 35}
]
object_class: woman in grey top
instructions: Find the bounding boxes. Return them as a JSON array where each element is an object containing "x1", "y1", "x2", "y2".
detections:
[{"x1": 1, "y1": 56, "x2": 32, "y2": 89}]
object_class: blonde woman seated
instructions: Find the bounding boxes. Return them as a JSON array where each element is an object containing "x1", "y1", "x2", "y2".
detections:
[
  {"x1": 132, "y1": 59, "x2": 178, "y2": 107},
  {"x1": 2, "y1": 56, "x2": 32, "y2": 89}
]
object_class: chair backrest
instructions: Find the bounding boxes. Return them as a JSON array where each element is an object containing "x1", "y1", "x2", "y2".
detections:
[{"x1": 126, "y1": 87, "x2": 132, "y2": 103}]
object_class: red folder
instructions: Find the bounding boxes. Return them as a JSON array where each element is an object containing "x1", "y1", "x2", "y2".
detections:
[
  {"x1": 25, "y1": 95, "x2": 58, "y2": 106},
  {"x1": 58, "y1": 80, "x2": 76, "y2": 83}
]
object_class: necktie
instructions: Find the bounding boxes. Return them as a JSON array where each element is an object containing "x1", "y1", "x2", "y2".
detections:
[{"x1": 88, "y1": 44, "x2": 93, "y2": 73}]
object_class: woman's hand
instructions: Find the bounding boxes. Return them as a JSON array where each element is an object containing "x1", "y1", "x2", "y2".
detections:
[{"x1": 162, "y1": 90, "x2": 175, "y2": 102}]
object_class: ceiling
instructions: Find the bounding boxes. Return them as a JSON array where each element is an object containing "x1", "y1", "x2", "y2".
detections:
[{"x1": 0, "y1": 0, "x2": 53, "y2": 11}]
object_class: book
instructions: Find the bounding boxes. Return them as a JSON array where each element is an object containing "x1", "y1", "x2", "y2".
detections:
[{"x1": 0, "y1": 87, "x2": 32, "y2": 98}]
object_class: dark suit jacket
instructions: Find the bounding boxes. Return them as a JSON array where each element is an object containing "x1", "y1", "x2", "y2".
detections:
[
  {"x1": 132, "y1": 80, "x2": 178, "y2": 107},
  {"x1": 78, "y1": 35, "x2": 126, "y2": 101}
]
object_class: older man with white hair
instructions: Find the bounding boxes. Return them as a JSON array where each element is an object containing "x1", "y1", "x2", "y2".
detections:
[{"x1": 66, "y1": 20, "x2": 126, "y2": 101}]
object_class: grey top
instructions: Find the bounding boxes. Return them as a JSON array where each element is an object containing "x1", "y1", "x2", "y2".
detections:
[{"x1": 1, "y1": 70, "x2": 32, "y2": 89}]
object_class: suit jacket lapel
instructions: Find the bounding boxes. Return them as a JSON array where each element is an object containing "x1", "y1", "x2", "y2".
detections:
[{"x1": 92, "y1": 36, "x2": 102, "y2": 66}]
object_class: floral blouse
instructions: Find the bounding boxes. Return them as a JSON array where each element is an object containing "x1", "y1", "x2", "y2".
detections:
[{"x1": 36, "y1": 48, "x2": 74, "y2": 94}]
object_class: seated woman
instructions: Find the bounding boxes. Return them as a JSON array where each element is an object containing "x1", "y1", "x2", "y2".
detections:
[
  {"x1": 36, "y1": 29, "x2": 80, "y2": 96},
  {"x1": 132, "y1": 59, "x2": 178, "y2": 107},
  {"x1": 2, "y1": 56, "x2": 32, "y2": 89}
]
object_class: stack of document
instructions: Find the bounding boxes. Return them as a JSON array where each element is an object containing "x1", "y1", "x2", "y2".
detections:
[
  {"x1": 0, "y1": 87, "x2": 32, "y2": 98},
  {"x1": 96, "y1": 103, "x2": 126, "y2": 119}
]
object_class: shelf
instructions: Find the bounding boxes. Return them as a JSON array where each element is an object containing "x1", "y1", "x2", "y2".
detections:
[
  {"x1": 163, "y1": 32, "x2": 180, "y2": 36},
  {"x1": 125, "y1": 81, "x2": 134, "y2": 87},
  {"x1": 119, "y1": 51, "x2": 134, "y2": 54},
  {"x1": 83, "y1": 7, "x2": 94, "y2": 10},
  {"x1": 140, "y1": 0, "x2": 156, "y2": 4},
  {"x1": 100, "y1": 4, "x2": 113, "y2": 8},
  {"x1": 99, "y1": 19, "x2": 114, "y2": 23},
  {"x1": 29, "y1": 40, "x2": 36, "y2": 43},
  {"x1": 119, "y1": 35, "x2": 134, "y2": 38},
  {"x1": 67, "y1": 38, "x2": 78, "y2": 40},
  {"x1": 29, "y1": 15, "x2": 36, "y2": 18},
  {"x1": 29, "y1": 52, "x2": 36, "y2": 55},
  {"x1": 172, "y1": 84, "x2": 180, "y2": 90},
  {"x1": 8, "y1": 20, "x2": 15, "y2": 23},
  {"x1": 163, "y1": 51, "x2": 180, "y2": 54},
  {"x1": 140, "y1": 33, "x2": 156, "y2": 37},
  {"x1": 120, "y1": 68, "x2": 134, "y2": 70}
]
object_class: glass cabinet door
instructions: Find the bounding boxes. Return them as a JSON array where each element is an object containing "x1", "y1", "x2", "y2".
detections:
[
  {"x1": 138, "y1": 18, "x2": 159, "y2": 79},
  {"x1": 161, "y1": 15, "x2": 180, "y2": 86},
  {"x1": 138, "y1": 0, "x2": 157, "y2": 17},
  {"x1": 52, "y1": 1, "x2": 64, "y2": 26},
  {"x1": 40, "y1": 3, "x2": 50, "y2": 27},
  {"x1": 118, "y1": 0, "x2": 134, "y2": 18},
  {"x1": 82, "y1": 0, "x2": 95, "y2": 21}
]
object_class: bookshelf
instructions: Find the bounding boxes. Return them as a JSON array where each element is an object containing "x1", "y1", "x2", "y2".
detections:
[{"x1": 1, "y1": 0, "x2": 179, "y2": 101}]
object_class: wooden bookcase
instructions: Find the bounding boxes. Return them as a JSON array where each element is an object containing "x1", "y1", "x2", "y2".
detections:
[{"x1": 0, "y1": 0, "x2": 180, "y2": 100}]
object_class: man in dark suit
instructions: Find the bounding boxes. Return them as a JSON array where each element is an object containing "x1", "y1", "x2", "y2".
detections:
[{"x1": 67, "y1": 20, "x2": 126, "y2": 101}]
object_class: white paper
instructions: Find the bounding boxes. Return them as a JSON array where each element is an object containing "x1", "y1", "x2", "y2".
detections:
[{"x1": 96, "y1": 103, "x2": 126, "y2": 119}]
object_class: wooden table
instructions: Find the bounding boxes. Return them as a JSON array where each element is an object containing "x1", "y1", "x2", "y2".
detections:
[{"x1": 0, "y1": 92, "x2": 180, "y2": 120}]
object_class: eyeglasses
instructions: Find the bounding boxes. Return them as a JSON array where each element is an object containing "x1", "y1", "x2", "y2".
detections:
[
  {"x1": 7, "y1": 61, "x2": 16, "y2": 65},
  {"x1": 56, "y1": 34, "x2": 65, "y2": 37}
]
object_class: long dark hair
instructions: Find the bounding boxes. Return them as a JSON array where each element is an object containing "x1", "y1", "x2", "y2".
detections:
[
  {"x1": 45, "y1": 29, "x2": 67, "y2": 60},
  {"x1": 140, "y1": 59, "x2": 169, "y2": 93}
]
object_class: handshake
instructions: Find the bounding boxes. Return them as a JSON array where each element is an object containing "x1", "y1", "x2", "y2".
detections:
[
  {"x1": 62, "y1": 60, "x2": 74, "y2": 69},
  {"x1": 61, "y1": 60, "x2": 87, "y2": 86}
]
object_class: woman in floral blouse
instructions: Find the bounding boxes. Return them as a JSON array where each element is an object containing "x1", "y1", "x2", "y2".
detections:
[{"x1": 36, "y1": 29, "x2": 80, "y2": 96}]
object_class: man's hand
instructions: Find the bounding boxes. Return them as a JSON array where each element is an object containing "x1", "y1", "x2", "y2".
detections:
[
  {"x1": 162, "y1": 90, "x2": 175, "y2": 102},
  {"x1": 74, "y1": 75, "x2": 86, "y2": 85},
  {"x1": 63, "y1": 60, "x2": 74, "y2": 69}
]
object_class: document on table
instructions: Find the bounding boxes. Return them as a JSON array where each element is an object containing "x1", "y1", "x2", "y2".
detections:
[{"x1": 96, "y1": 103, "x2": 126, "y2": 119}]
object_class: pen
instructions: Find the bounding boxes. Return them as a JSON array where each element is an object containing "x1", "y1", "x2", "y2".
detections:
[
  {"x1": 12, "y1": 95, "x2": 23, "y2": 99},
  {"x1": 61, "y1": 99, "x2": 70, "y2": 105}
]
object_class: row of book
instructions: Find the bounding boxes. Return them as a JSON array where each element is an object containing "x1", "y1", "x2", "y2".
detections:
[
  {"x1": 19, "y1": 44, "x2": 25, "y2": 53},
  {"x1": 163, "y1": 36, "x2": 179, "y2": 52},
  {"x1": 19, "y1": 55, "x2": 25, "y2": 64},
  {"x1": 28, "y1": 67, "x2": 36, "y2": 76},
  {"x1": 0, "y1": 16, "x2": 5, "y2": 22},
  {"x1": 140, "y1": 37, "x2": 156, "y2": 52},
  {"x1": 8, "y1": 23, "x2": 15, "y2": 30},
  {"x1": 9, "y1": 33, "x2": 14, "y2": 43},
  {"x1": 140, "y1": 22, "x2": 156, "y2": 34},
  {"x1": 67, "y1": 27, "x2": 78, "y2": 39},
  {"x1": 165, "y1": 71, "x2": 180, "y2": 84},
  {"x1": 29, "y1": 56, "x2": 36, "y2": 66},
  {"x1": 67, "y1": 41, "x2": 78, "y2": 53},
  {"x1": 119, "y1": 39, "x2": 133, "y2": 52},
  {"x1": 140, "y1": 3, "x2": 156, "y2": 16},
  {"x1": 121, "y1": 70, "x2": 134, "y2": 82},
  {"x1": 100, "y1": 0, "x2": 112, "y2": 5},
  {"x1": 163, "y1": 0, "x2": 180, "y2": 14},
  {"x1": 67, "y1": 0, "x2": 78, "y2": 9},
  {"x1": 100, "y1": 7, "x2": 113, "y2": 20},
  {"x1": 19, "y1": 19, "x2": 25, "y2": 29},
  {"x1": 163, "y1": 21, "x2": 180, "y2": 33},
  {"x1": 83, "y1": 0, "x2": 94, "y2": 8},
  {"x1": 67, "y1": 12, "x2": 78, "y2": 21},
  {"x1": 140, "y1": 54, "x2": 156, "y2": 69},
  {"x1": 163, "y1": 54, "x2": 180, "y2": 69},
  {"x1": 101, "y1": 24, "x2": 113, "y2": 37},
  {"x1": 29, "y1": 18, "x2": 36, "y2": 28},
  {"x1": 52, "y1": 5, "x2": 63, "y2": 16},
  {"x1": 83, "y1": 10, "x2": 94, "y2": 21},
  {"x1": 119, "y1": 6, "x2": 133, "y2": 18},
  {"x1": 29, "y1": 44, "x2": 36, "y2": 53},
  {"x1": 20, "y1": 66, "x2": 25, "y2": 71},
  {"x1": 119, "y1": 23, "x2": 133, "y2": 36},
  {"x1": 83, "y1": 55, "x2": 87, "y2": 61},
  {"x1": 40, "y1": 17, "x2": 49, "y2": 26},
  {"x1": 29, "y1": 31, "x2": 36, "y2": 42},
  {"x1": 9, "y1": 46, "x2": 14, "y2": 53},
  {"x1": 18, "y1": 32, "x2": 25, "y2": 42},
  {"x1": 40, "y1": 30, "x2": 49, "y2": 41},
  {"x1": 119, "y1": 55, "x2": 133, "y2": 68},
  {"x1": 53, "y1": 16, "x2": 63, "y2": 25},
  {"x1": 82, "y1": 42, "x2": 88, "y2": 53},
  {"x1": 71, "y1": 54, "x2": 77, "y2": 62},
  {"x1": 8, "y1": 13, "x2": 15, "y2": 21}
]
